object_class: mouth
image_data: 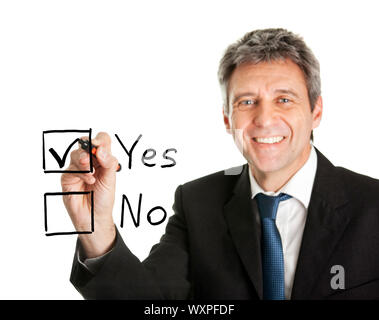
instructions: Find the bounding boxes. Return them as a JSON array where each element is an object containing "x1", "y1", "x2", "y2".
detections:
[{"x1": 252, "y1": 136, "x2": 286, "y2": 145}]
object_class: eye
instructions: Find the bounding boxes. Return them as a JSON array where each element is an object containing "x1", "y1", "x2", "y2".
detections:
[
  {"x1": 278, "y1": 98, "x2": 290, "y2": 103},
  {"x1": 241, "y1": 99, "x2": 254, "y2": 105},
  {"x1": 236, "y1": 99, "x2": 257, "y2": 111},
  {"x1": 237, "y1": 99, "x2": 256, "y2": 110},
  {"x1": 232, "y1": 98, "x2": 257, "y2": 111}
]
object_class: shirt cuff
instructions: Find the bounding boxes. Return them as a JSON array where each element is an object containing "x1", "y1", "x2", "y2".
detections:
[{"x1": 77, "y1": 244, "x2": 113, "y2": 275}]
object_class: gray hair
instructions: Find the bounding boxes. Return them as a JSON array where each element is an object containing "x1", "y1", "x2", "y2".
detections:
[{"x1": 218, "y1": 28, "x2": 321, "y2": 116}]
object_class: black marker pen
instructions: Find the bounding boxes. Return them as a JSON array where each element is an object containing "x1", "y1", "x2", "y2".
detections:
[{"x1": 78, "y1": 138, "x2": 122, "y2": 172}]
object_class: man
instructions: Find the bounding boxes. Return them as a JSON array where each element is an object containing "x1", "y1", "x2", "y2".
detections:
[{"x1": 62, "y1": 28, "x2": 379, "y2": 299}]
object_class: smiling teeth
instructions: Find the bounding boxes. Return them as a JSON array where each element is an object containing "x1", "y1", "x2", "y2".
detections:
[{"x1": 254, "y1": 136, "x2": 284, "y2": 144}]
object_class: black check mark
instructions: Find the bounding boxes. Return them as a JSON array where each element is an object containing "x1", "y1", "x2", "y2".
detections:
[{"x1": 49, "y1": 138, "x2": 80, "y2": 168}]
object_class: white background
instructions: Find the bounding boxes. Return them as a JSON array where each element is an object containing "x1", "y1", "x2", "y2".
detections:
[{"x1": 0, "y1": 0, "x2": 378, "y2": 299}]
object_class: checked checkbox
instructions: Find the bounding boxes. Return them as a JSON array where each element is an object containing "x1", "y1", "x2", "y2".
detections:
[{"x1": 42, "y1": 129, "x2": 93, "y2": 173}]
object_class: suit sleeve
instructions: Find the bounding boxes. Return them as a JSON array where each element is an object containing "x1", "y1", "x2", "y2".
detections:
[{"x1": 69, "y1": 184, "x2": 192, "y2": 299}]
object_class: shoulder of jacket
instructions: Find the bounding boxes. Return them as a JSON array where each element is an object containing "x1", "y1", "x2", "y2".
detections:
[
  {"x1": 335, "y1": 166, "x2": 379, "y2": 201},
  {"x1": 180, "y1": 164, "x2": 246, "y2": 194}
]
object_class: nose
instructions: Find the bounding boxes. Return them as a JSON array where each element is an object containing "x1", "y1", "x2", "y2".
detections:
[{"x1": 252, "y1": 102, "x2": 277, "y2": 128}]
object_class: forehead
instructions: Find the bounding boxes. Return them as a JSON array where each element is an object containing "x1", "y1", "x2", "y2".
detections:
[{"x1": 228, "y1": 59, "x2": 307, "y2": 96}]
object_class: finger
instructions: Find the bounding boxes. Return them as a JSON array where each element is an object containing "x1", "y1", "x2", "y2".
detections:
[
  {"x1": 94, "y1": 146, "x2": 119, "y2": 186},
  {"x1": 77, "y1": 133, "x2": 112, "y2": 167},
  {"x1": 93, "y1": 132, "x2": 112, "y2": 153},
  {"x1": 61, "y1": 164, "x2": 97, "y2": 186},
  {"x1": 95, "y1": 146, "x2": 119, "y2": 171},
  {"x1": 78, "y1": 135, "x2": 102, "y2": 149},
  {"x1": 70, "y1": 149, "x2": 92, "y2": 170}
]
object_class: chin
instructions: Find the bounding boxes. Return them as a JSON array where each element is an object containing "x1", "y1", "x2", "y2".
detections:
[
  {"x1": 248, "y1": 154, "x2": 289, "y2": 175},
  {"x1": 255, "y1": 163, "x2": 285, "y2": 174}
]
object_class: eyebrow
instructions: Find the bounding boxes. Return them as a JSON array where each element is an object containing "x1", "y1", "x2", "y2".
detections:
[{"x1": 273, "y1": 89, "x2": 300, "y2": 99}]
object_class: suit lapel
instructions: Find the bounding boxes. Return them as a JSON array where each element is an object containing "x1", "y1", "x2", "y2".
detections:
[
  {"x1": 291, "y1": 148, "x2": 353, "y2": 299},
  {"x1": 223, "y1": 164, "x2": 263, "y2": 299},
  {"x1": 222, "y1": 149, "x2": 353, "y2": 299}
]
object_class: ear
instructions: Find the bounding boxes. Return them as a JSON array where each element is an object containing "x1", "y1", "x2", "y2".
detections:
[
  {"x1": 311, "y1": 96, "x2": 323, "y2": 129},
  {"x1": 223, "y1": 107, "x2": 232, "y2": 134}
]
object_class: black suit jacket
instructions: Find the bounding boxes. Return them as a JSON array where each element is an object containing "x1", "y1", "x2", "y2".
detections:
[{"x1": 70, "y1": 148, "x2": 379, "y2": 299}]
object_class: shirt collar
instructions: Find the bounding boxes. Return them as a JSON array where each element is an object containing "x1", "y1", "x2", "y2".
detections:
[{"x1": 248, "y1": 144, "x2": 318, "y2": 209}]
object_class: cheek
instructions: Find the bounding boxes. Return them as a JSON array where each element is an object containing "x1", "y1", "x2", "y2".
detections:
[
  {"x1": 229, "y1": 113, "x2": 250, "y2": 153},
  {"x1": 230, "y1": 112, "x2": 251, "y2": 130},
  {"x1": 287, "y1": 109, "x2": 313, "y2": 137}
]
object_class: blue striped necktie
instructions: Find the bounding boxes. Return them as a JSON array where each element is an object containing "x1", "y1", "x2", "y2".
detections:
[{"x1": 255, "y1": 192, "x2": 292, "y2": 300}]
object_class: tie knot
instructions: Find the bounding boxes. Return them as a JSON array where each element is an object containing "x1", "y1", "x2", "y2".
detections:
[{"x1": 255, "y1": 193, "x2": 292, "y2": 220}]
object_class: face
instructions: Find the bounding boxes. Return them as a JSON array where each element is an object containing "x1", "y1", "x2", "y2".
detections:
[{"x1": 223, "y1": 58, "x2": 322, "y2": 179}]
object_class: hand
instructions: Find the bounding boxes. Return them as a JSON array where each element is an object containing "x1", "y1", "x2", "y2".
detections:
[{"x1": 61, "y1": 132, "x2": 119, "y2": 258}]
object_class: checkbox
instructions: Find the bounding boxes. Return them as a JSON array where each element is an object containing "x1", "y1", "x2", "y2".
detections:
[
  {"x1": 42, "y1": 129, "x2": 93, "y2": 173},
  {"x1": 44, "y1": 191, "x2": 94, "y2": 236}
]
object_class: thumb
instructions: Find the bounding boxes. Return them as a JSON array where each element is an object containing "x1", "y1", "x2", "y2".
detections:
[{"x1": 95, "y1": 146, "x2": 119, "y2": 185}]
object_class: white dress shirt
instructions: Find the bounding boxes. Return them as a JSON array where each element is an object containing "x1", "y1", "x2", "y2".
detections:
[{"x1": 248, "y1": 144, "x2": 317, "y2": 299}]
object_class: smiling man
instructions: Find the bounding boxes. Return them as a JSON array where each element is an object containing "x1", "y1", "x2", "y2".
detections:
[
  {"x1": 223, "y1": 58, "x2": 322, "y2": 192},
  {"x1": 65, "y1": 28, "x2": 379, "y2": 300}
]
